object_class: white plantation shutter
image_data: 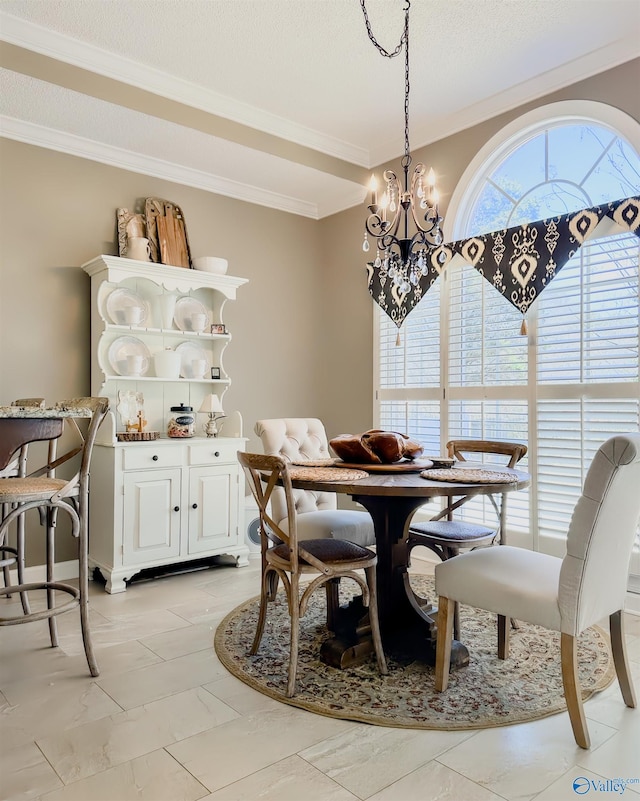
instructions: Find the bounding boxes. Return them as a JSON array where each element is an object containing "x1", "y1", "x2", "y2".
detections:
[
  {"x1": 538, "y1": 234, "x2": 639, "y2": 385},
  {"x1": 379, "y1": 281, "x2": 441, "y2": 389},
  {"x1": 448, "y1": 264, "x2": 527, "y2": 387},
  {"x1": 536, "y1": 233, "x2": 640, "y2": 545},
  {"x1": 378, "y1": 281, "x2": 442, "y2": 454}
]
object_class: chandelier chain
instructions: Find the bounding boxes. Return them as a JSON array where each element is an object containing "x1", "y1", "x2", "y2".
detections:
[
  {"x1": 359, "y1": 1, "x2": 411, "y2": 162},
  {"x1": 359, "y1": 0, "x2": 408, "y2": 59}
]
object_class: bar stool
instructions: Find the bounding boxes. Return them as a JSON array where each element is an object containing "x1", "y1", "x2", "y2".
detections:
[
  {"x1": 1, "y1": 398, "x2": 46, "y2": 612},
  {"x1": 0, "y1": 398, "x2": 108, "y2": 676}
]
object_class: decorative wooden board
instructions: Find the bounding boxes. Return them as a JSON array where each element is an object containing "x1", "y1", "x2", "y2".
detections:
[
  {"x1": 333, "y1": 459, "x2": 433, "y2": 473},
  {"x1": 144, "y1": 197, "x2": 192, "y2": 267}
]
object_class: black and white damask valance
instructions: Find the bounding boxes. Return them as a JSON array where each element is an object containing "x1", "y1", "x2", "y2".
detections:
[{"x1": 367, "y1": 195, "x2": 640, "y2": 330}]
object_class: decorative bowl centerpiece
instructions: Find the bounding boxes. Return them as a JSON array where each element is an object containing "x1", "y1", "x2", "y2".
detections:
[{"x1": 330, "y1": 430, "x2": 424, "y2": 464}]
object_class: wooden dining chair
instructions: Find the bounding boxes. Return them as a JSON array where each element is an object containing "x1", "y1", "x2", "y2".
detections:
[
  {"x1": 434, "y1": 433, "x2": 640, "y2": 749},
  {"x1": 255, "y1": 417, "x2": 377, "y2": 630},
  {"x1": 238, "y1": 451, "x2": 388, "y2": 697},
  {"x1": 408, "y1": 439, "x2": 527, "y2": 639},
  {"x1": 0, "y1": 397, "x2": 109, "y2": 676}
]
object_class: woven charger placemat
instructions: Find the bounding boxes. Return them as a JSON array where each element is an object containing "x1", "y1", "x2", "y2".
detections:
[
  {"x1": 288, "y1": 466, "x2": 368, "y2": 482},
  {"x1": 421, "y1": 468, "x2": 518, "y2": 484},
  {"x1": 290, "y1": 458, "x2": 337, "y2": 467}
]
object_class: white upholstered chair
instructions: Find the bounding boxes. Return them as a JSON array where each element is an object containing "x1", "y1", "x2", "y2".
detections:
[
  {"x1": 434, "y1": 433, "x2": 640, "y2": 749},
  {"x1": 254, "y1": 418, "x2": 375, "y2": 547}
]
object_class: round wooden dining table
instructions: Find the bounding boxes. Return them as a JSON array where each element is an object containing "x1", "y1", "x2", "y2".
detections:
[{"x1": 289, "y1": 461, "x2": 530, "y2": 669}]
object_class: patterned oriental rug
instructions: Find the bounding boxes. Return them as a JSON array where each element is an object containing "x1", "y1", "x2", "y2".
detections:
[{"x1": 214, "y1": 575, "x2": 614, "y2": 730}]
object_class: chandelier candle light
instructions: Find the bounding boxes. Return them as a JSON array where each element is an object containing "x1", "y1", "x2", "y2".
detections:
[
  {"x1": 199, "y1": 394, "x2": 226, "y2": 438},
  {"x1": 360, "y1": 0, "x2": 444, "y2": 338}
]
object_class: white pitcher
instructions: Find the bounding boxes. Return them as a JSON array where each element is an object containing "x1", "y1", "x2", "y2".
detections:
[{"x1": 126, "y1": 237, "x2": 151, "y2": 262}]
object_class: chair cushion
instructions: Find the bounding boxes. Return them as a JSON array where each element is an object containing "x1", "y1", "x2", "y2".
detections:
[
  {"x1": 435, "y1": 545, "x2": 563, "y2": 632},
  {"x1": 272, "y1": 538, "x2": 375, "y2": 565},
  {"x1": 0, "y1": 477, "x2": 68, "y2": 504},
  {"x1": 281, "y1": 509, "x2": 375, "y2": 547},
  {"x1": 410, "y1": 520, "x2": 495, "y2": 542}
]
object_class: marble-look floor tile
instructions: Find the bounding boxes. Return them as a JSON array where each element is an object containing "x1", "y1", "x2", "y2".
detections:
[
  {"x1": 577, "y1": 712, "x2": 640, "y2": 794},
  {"x1": 140, "y1": 621, "x2": 218, "y2": 660},
  {"x1": 199, "y1": 754, "x2": 358, "y2": 801},
  {"x1": 54, "y1": 608, "x2": 192, "y2": 655},
  {"x1": 436, "y1": 714, "x2": 617, "y2": 801},
  {"x1": 534, "y1": 766, "x2": 635, "y2": 801},
  {"x1": 37, "y1": 687, "x2": 240, "y2": 783},
  {"x1": 366, "y1": 759, "x2": 506, "y2": 801},
  {"x1": 202, "y1": 674, "x2": 283, "y2": 716},
  {"x1": 39, "y1": 748, "x2": 209, "y2": 801},
  {"x1": 1, "y1": 738, "x2": 63, "y2": 801},
  {"x1": 0, "y1": 680, "x2": 122, "y2": 747},
  {"x1": 87, "y1": 575, "x2": 215, "y2": 618},
  {"x1": 2, "y1": 640, "x2": 163, "y2": 705},
  {"x1": 167, "y1": 705, "x2": 357, "y2": 793},
  {"x1": 97, "y1": 648, "x2": 227, "y2": 709},
  {"x1": 167, "y1": 598, "x2": 234, "y2": 625},
  {"x1": 299, "y1": 723, "x2": 473, "y2": 798}
]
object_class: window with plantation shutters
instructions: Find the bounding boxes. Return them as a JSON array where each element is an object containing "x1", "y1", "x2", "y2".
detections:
[{"x1": 374, "y1": 109, "x2": 640, "y2": 584}]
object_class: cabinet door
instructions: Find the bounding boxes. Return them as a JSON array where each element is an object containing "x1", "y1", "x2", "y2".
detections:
[
  {"x1": 123, "y1": 469, "x2": 182, "y2": 565},
  {"x1": 187, "y1": 465, "x2": 239, "y2": 554}
]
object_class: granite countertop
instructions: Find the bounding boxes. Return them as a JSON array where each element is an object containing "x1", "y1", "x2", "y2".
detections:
[{"x1": 0, "y1": 406, "x2": 92, "y2": 419}]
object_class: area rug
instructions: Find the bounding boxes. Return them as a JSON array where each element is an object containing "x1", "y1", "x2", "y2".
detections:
[{"x1": 214, "y1": 575, "x2": 614, "y2": 730}]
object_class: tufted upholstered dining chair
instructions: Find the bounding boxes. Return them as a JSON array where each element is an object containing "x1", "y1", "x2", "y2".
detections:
[
  {"x1": 254, "y1": 418, "x2": 375, "y2": 547},
  {"x1": 434, "y1": 433, "x2": 640, "y2": 749},
  {"x1": 238, "y1": 451, "x2": 387, "y2": 696},
  {"x1": 0, "y1": 398, "x2": 109, "y2": 676},
  {"x1": 408, "y1": 439, "x2": 527, "y2": 639}
]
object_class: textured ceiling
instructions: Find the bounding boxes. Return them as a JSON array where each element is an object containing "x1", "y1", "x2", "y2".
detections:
[{"x1": 1, "y1": 0, "x2": 639, "y2": 217}]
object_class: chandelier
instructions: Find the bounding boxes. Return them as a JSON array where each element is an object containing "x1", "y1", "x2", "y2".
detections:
[{"x1": 360, "y1": 0, "x2": 444, "y2": 294}]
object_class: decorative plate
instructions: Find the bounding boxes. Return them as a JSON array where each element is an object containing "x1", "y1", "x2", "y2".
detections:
[
  {"x1": 420, "y1": 468, "x2": 518, "y2": 484},
  {"x1": 173, "y1": 297, "x2": 210, "y2": 332},
  {"x1": 107, "y1": 336, "x2": 151, "y2": 377},
  {"x1": 106, "y1": 287, "x2": 150, "y2": 326},
  {"x1": 175, "y1": 341, "x2": 211, "y2": 379}
]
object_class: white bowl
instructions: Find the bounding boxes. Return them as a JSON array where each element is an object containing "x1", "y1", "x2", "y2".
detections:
[{"x1": 193, "y1": 256, "x2": 228, "y2": 275}]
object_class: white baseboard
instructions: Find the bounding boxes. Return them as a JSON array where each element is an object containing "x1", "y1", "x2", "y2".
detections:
[{"x1": 8, "y1": 560, "x2": 79, "y2": 585}]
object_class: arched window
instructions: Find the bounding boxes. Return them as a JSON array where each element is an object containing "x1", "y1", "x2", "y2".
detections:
[{"x1": 376, "y1": 102, "x2": 640, "y2": 575}]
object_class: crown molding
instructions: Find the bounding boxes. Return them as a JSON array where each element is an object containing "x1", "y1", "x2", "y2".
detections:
[
  {"x1": 368, "y1": 37, "x2": 640, "y2": 167},
  {"x1": 0, "y1": 12, "x2": 371, "y2": 168},
  {"x1": 0, "y1": 115, "x2": 322, "y2": 218}
]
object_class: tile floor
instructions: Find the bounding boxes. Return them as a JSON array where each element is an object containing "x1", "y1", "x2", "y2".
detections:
[{"x1": 1, "y1": 557, "x2": 639, "y2": 801}]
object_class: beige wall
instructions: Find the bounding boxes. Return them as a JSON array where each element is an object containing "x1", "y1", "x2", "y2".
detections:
[
  {"x1": 1, "y1": 58, "x2": 638, "y2": 566},
  {"x1": 0, "y1": 142, "x2": 325, "y2": 563}
]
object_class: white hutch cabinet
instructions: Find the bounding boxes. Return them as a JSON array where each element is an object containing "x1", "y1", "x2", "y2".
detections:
[{"x1": 82, "y1": 255, "x2": 250, "y2": 593}]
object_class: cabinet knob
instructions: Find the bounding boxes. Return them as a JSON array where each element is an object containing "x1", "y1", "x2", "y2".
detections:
[
  {"x1": 173, "y1": 506, "x2": 180, "y2": 512},
  {"x1": 152, "y1": 455, "x2": 159, "y2": 461},
  {"x1": 214, "y1": 451, "x2": 220, "y2": 457},
  {"x1": 192, "y1": 503, "x2": 198, "y2": 509}
]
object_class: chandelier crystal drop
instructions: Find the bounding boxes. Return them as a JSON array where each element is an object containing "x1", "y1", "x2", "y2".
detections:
[{"x1": 360, "y1": 0, "x2": 443, "y2": 293}]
